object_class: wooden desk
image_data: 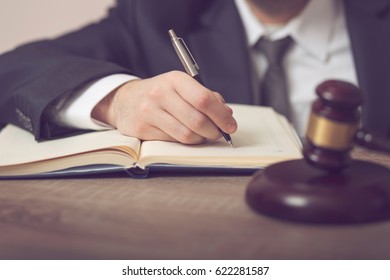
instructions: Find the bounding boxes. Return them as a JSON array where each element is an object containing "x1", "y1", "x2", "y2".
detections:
[{"x1": 0, "y1": 147, "x2": 389, "y2": 260}]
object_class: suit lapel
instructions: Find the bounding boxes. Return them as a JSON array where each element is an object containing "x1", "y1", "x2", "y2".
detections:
[
  {"x1": 186, "y1": 0, "x2": 253, "y2": 104},
  {"x1": 344, "y1": 0, "x2": 390, "y2": 135},
  {"x1": 344, "y1": 0, "x2": 390, "y2": 15}
]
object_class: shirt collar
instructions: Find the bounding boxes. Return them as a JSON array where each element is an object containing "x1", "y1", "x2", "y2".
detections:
[{"x1": 234, "y1": 0, "x2": 339, "y2": 62}]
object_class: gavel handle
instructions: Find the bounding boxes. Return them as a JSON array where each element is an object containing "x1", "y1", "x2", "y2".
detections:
[{"x1": 355, "y1": 129, "x2": 390, "y2": 153}]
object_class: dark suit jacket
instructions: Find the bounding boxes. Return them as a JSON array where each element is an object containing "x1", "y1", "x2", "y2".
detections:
[{"x1": 0, "y1": 0, "x2": 389, "y2": 140}]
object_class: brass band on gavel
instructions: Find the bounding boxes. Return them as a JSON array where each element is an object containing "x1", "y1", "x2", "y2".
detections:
[{"x1": 303, "y1": 80, "x2": 363, "y2": 171}]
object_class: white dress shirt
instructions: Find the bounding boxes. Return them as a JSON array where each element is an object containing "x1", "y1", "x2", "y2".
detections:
[
  {"x1": 55, "y1": 0, "x2": 358, "y2": 136},
  {"x1": 51, "y1": 74, "x2": 136, "y2": 130},
  {"x1": 235, "y1": 0, "x2": 358, "y2": 135}
]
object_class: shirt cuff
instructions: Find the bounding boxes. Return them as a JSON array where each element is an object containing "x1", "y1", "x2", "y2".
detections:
[{"x1": 56, "y1": 74, "x2": 137, "y2": 130}]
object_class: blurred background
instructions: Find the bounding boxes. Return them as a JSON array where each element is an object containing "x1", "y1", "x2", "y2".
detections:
[{"x1": 0, "y1": 0, "x2": 115, "y2": 54}]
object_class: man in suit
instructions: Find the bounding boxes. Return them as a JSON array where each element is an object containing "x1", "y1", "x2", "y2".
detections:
[{"x1": 0, "y1": 0, "x2": 389, "y2": 143}]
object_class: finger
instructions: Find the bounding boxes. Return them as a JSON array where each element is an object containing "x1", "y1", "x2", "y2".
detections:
[
  {"x1": 134, "y1": 126, "x2": 177, "y2": 142},
  {"x1": 213, "y1": 91, "x2": 225, "y2": 103},
  {"x1": 116, "y1": 115, "x2": 178, "y2": 142},
  {"x1": 158, "y1": 89, "x2": 221, "y2": 140},
  {"x1": 173, "y1": 74, "x2": 237, "y2": 134},
  {"x1": 212, "y1": 91, "x2": 233, "y2": 114},
  {"x1": 119, "y1": 114, "x2": 204, "y2": 144},
  {"x1": 146, "y1": 109, "x2": 206, "y2": 144}
]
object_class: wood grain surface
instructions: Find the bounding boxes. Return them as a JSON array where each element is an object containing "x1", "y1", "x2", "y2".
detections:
[{"x1": 0, "y1": 147, "x2": 389, "y2": 259}]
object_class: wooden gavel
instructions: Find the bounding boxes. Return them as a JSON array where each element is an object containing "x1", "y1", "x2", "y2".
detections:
[
  {"x1": 304, "y1": 80, "x2": 389, "y2": 171},
  {"x1": 246, "y1": 80, "x2": 390, "y2": 224}
]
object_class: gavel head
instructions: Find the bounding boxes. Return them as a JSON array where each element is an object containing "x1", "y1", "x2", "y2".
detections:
[{"x1": 303, "y1": 80, "x2": 363, "y2": 171}]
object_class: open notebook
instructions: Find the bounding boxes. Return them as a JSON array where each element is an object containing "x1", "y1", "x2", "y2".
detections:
[{"x1": 0, "y1": 104, "x2": 302, "y2": 178}]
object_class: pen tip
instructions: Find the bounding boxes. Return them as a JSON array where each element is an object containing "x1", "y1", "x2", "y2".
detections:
[{"x1": 228, "y1": 140, "x2": 234, "y2": 148}]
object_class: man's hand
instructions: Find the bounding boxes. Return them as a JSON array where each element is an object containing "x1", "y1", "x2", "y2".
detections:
[{"x1": 92, "y1": 71, "x2": 237, "y2": 144}]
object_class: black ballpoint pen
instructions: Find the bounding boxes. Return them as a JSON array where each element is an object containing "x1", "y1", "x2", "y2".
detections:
[{"x1": 168, "y1": 29, "x2": 234, "y2": 147}]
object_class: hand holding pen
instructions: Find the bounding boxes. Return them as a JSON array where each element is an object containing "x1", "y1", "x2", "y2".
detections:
[
  {"x1": 92, "y1": 32, "x2": 237, "y2": 145},
  {"x1": 169, "y1": 29, "x2": 234, "y2": 147}
]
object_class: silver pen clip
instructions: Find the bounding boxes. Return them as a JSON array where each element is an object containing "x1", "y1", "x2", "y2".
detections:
[
  {"x1": 179, "y1": 37, "x2": 200, "y2": 71},
  {"x1": 169, "y1": 29, "x2": 200, "y2": 77}
]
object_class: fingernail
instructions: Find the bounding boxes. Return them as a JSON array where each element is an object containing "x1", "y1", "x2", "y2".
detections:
[{"x1": 227, "y1": 121, "x2": 237, "y2": 133}]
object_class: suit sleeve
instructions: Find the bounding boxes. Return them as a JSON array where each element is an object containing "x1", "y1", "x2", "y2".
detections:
[{"x1": 0, "y1": 0, "x2": 141, "y2": 140}]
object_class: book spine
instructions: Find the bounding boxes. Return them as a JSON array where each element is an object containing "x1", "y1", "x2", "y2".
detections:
[{"x1": 124, "y1": 166, "x2": 150, "y2": 179}]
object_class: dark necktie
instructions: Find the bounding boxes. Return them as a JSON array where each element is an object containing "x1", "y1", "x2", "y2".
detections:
[{"x1": 256, "y1": 36, "x2": 293, "y2": 120}]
